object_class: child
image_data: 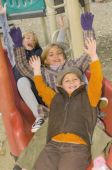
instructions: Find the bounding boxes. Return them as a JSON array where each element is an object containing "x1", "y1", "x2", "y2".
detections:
[
  {"x1": 0, "y1": 3, "x2": 45, "y2": 132},
  {"x1": 13, "y1": 13, "x2": 110, "y2": 170},
  {"x1": 11, "y1": 28, "x2": 45, "y2": 132},
  {"x1": 29, "y1": 38, "x2": 103, "y2": 170}
]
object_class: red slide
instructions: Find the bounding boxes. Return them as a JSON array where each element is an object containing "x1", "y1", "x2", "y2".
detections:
[
  {"x1": 0, "y1": 41, "x2": 34, "y2": 156},
  {"x1": 86, "y1": 71, "x2": 112, "y2": 170}
]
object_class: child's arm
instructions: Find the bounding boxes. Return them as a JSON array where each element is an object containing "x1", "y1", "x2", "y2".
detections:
[
  {"x1": 0, "y1": 3, "x2": 6, "y2": 15},
  {"x1": 9, "y1": 26, "x2": 34, "y2": 79},
  {"x1": 29, "y1": 56, "x2": 56, "y2": 108},
  {"x1": 81, "y1": 12, "x2": 95, "y2": 42},
  {"x1": 0, "y1": 3, "x2": 15, "y2": 67},
  {"x1": 68, "y1": 12, "x2": 95, "y2": 73},
  {"x1": 13, "y1": 47, "x2": 34, "y2": 80},
  {"x1": 56, "y1": 16, "x2": 66, "y2": 43},
  {"x1": 84, "y1": 38, "x2": 103, "y2": 107}
]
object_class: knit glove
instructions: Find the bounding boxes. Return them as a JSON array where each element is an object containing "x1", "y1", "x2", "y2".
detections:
[
  {"x1": 9, "y1": 27, "x2": 23, "y2": 48},
  {"x1": 81, "y1": 12, "x2": 94, "y2": 30}
]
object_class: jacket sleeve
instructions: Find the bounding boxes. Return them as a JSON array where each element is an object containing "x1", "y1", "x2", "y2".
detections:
[
  {"x1": 83, "y1": 29, "x2": 96, "y2": 42},
  {"x1": 14, "y1": 47, "x2": 34, "y2": 80},
  {"x1": 33, "y1": 75, "x2": 56, "y2": 108},
  {"x1": 68, "y1": 54, "x2": 90, "y2": 73},
  {"x1": 87, "y1": 60, "x2": 103, "y2": 107}
]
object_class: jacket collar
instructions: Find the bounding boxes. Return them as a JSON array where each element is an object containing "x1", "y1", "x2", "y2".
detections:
[{"x1": 57, "y1": 84, "x2": 86, "y2": 98}]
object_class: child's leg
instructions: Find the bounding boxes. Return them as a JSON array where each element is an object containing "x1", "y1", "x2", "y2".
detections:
[
  {"x1": 14, "y1": 120, "x2": 48, "y2": 170},
  {"x1": 17, "y1": 77, "x2": 39, "y2": 118},
  {"x1": 58, "y1": 143, "x2": 90, "y2": 170},
  {"x1": 35, "y1": 141, "x2": 60, "y2": 170},
  {"x1": 17, "y1": 77, "x2": 45, "y2": 132}
]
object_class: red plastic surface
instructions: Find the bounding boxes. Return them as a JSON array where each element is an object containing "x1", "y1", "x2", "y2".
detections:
[{"x1": 0, "y1": 42, "x2": 35, "y2": 156}]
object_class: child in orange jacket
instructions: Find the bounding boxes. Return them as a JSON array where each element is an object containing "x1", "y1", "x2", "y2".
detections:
[{"x1": 29, "y1": 38, "x2": 103, "y2": 170}]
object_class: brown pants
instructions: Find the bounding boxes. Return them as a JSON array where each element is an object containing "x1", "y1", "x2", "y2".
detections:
[{"x1": 34, "y1": 141, "x2": 91, "y2": 170}]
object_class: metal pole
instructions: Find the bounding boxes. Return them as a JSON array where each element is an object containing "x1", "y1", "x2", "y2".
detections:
[
  {"x1": 65, "y1": 0, "x2": 83, "y2": 58},
  {"x1": 44, "y1": 0, "x2": 57, "y2": 42}
]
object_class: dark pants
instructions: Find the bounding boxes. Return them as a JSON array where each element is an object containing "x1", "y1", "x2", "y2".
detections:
[{"x1": 35, "y1": 141, "x2": 91, "y2": 170}]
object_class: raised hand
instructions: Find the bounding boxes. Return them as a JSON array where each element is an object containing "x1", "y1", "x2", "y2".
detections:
[
  {"x1": 57, "y1": 15, "x2": 64, "y2": 28},
  {"x1": 9, "y1": 27, "x2": 23, "y2": 48},
  {"x1": 84, "y1": 38, "x2": 98, "y2": 62},
  {"x1": 81, "y1": 12, "x2": 94, "y2": 30},
  {"x1": 29, "y1": 56, "x2": 41, "y2": 75},
  {"x1": 0, "y1": 3, "x2": 6, "y2": 15}
]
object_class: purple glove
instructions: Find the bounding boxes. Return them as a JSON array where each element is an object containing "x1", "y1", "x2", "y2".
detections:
[
  {"x1": 81, "y1": 12, "x2": 94, "y2": 30},
  {"x1": 9, "y1": 27, "x2": 23, "y2": 48}
]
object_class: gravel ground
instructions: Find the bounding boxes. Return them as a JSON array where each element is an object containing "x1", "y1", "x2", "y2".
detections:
[
  {"x1": 91, "y1": 1, "x2": 112, "y2": 81},
  {"x1": 0, "y1": 2, "x2": 112, "y2": 170}
]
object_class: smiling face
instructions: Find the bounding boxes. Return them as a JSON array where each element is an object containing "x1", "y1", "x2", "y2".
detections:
[
  {"x1": 61, "y1": 73, "x2": 81, "y2": 95},
  {"x1": 44, "y1": 46, "x2": 66, "y2": 67}
]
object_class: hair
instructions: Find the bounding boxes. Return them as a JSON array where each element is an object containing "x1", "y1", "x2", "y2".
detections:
[
  {"x1": 41, "y1": 43, "x2": 67, "y2": 65},
  {"x1": 22, "y1": 31, "x2": 40, "y2": 48}
]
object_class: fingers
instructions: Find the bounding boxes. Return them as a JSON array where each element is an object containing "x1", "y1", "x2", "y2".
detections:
[
  {"x1": 84, "y1": 37, "x2": 97, "y2": 59},
  {"x1": 29, "y1": 56, "x2": 40, "y2": 65},
  {"x1": 85, "y1": 37, "x2": 96, "y2": 49}
]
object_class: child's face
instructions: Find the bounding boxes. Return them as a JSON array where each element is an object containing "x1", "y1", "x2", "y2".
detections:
[
  {"x1": 23, "y1": 34, "x2": 34, "y2": 50},
  {"x1": 45, "y1": 46, "x2": 65, "y2": 66},
  {"x1": 61, "y1": 73, "x2": 81, "y2": 95}
]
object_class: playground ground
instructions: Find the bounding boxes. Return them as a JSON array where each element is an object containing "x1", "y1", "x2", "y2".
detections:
[{"x1": 0, "y1": 1, "x2": 112, "y2": 170}]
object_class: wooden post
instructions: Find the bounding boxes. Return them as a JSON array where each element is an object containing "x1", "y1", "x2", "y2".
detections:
[{"x1": 65, "y1": 0, "x2": 83, "y2": 58}]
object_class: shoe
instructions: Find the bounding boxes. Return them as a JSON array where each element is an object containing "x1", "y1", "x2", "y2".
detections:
[
  {"x1": 98, "y1": 97, "x2": 108, "y2": 110},
  {"x1": 92, "y1": 156, "x2": 110, "y2": 170},
  {"x1": 31, "y1": 118, "x2": 45, "y2": 133},
  {"x1": 13, "y1": 164, "x2": 22, "y2": 170}
]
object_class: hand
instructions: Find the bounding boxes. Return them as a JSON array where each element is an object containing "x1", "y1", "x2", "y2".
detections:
[
  {"x1": 81, "y1": 12, "x2": 94, "y2": 30},
  {"x1": 57, "y1": 16, "x2": 64, "y2": 28},
  {"x1": 29, "y1": 56, "x2": 41, "y2": 75},
  {"x1": 84, "y1": 38, "x2": 98, "y2": 61},
  {"x1": 9, "y1": 27, "x2": 23, "y2": 48},
  {"x1": 0, "y1": 3, "x2": 6, "y2": 15}
]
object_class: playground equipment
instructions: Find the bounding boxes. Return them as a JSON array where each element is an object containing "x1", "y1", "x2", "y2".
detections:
[
  {"x1": 0, "y1": 0, "x2": 112, "y2": 169},
  {"x1": 1, "y1": 0, "x2": 46, "y2": 19}
]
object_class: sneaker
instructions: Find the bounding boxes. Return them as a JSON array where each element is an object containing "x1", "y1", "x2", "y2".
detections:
[
  {"x1": 31, "y1": 118, "x2": 45, "y2": 133},
  {"x1": 98, "y1": 97, "x2": 108, "y2": 110},
  {"x1": 92, "y1": 156, "x2": 110, "y2": 170}
]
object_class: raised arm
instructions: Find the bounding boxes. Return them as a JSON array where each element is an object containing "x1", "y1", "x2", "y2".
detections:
[
  {"x1": 81, "y1": 12, "x2": 95, "y2": 41},
  {"x1": 9, "y1": 27, "x2": 34, "y2": 79},
  {"x1": 29, "y1": 56, "x2": 56, "y2": 107},
  {"x1": 67, "y1": 12, "x2": 95, "y2": 73},
  {"x1": 0, "y1": 3, "x2": 15, "y2": 67},
  {"x1": 84, "y1": 38, "x2": 103, "y2": 107}
]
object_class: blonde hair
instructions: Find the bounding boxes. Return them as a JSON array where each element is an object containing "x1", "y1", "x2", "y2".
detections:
[
  {"x1": 41, "y1": 43, "x2": 66, "y2": 65},
  {"x1": 23, "y1": 31, "x2": 40, "y2": 48}
]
